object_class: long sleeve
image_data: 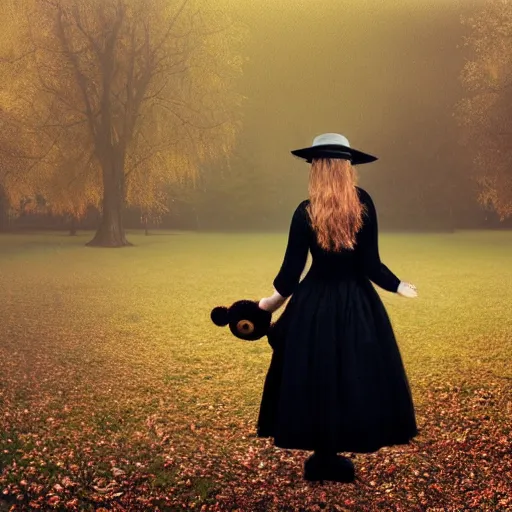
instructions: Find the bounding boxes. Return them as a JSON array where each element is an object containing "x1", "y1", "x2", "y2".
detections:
[
  {"x1": 273, "y1": 202, "x2": 310, "y2": 298},
  {"x1": 357, "y1": 192, "x2": 401, "y2": 293}
]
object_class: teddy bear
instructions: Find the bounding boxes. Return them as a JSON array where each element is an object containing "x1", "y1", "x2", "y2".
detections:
[{"x1": 210, "y1": 300, "x2": 274, "y2": 341}]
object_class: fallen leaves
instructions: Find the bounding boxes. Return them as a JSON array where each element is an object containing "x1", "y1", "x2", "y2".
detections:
[
  {"x1": 1, "y1": 233, "x2": 512, "y2": 510},
  {"x1": 3, "y1": 377, "x2": 510, "y2": 511}
]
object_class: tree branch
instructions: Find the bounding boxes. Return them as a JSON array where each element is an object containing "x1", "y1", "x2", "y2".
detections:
[
  {"x1": 157, "y1": 101, "x2": 233, "y2": 130},
  {"x1": 65, "y1": 149, "x2": 96, "y2": 188},
  {"x1": 71, "y1": 5, "x2": 102, "y2": 58},
  {"x1": 97, "y1": 1, "x2": 126, "y2": 153},
  {"x1": 124, "y1": 126, "x2": 182, "y2": 178},
  {"x1": 55, "y1": 7, "x2": 98, "y2": 142},
  {"x1": 152, "y1": 0, "x2": 190, "y2": 55},
  {"x1": 0, "y1": 135, "x2": 60, "y2": 184},
  {"x1": 0, "y1": 48, "x2": 36, "y2": 64},
  {"x1": 39, "y1": 118, "x2": 89, "y2": 130}
]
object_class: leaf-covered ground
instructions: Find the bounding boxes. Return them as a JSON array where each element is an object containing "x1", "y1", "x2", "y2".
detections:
[{"x1": 0, "y1": 230, "x2": 511, "y2": 511}]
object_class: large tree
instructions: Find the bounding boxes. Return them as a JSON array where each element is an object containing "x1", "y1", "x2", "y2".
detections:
[
  {"x1": 456, "y1": 0, "x2": 512, "y2": 220},
  {"x1": 1, "y1": 0, "x2": 245, "y2": 245}
]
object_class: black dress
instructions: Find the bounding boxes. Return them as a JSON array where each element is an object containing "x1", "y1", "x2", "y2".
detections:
[{"x1": 257, "y1": 187, "x2": 418, "y2": 454}]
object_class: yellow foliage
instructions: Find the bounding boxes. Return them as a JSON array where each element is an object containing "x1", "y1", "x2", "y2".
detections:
[
  {"x1": 456, "y1": 0, "x2": 512, "y2": 220},
  {"x1": 0, "y1": 0, "x2": 246, "y2": 218}
]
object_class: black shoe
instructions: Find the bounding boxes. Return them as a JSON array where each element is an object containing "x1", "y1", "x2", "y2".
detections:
[{"x1": 303, "y1": 453, "x2": 355, "y2": 483}]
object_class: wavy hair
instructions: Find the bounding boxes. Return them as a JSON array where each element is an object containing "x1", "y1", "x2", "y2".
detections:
[{"x1": 306, "y1": 158, "x2": 366, "y2": 251}]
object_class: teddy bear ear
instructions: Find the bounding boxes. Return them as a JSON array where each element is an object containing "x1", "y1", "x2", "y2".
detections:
[{"x1": 211, "y1": 306, "x2": 229, "y2": 327}]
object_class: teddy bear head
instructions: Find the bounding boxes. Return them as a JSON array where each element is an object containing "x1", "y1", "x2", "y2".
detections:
[{"x1": 210, "y1": 299, "x2": 272, "y2": 341}]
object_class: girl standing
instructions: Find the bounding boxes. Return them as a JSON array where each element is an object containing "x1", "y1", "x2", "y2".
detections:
[{"x1": 258, "y1": 133, "x2": 418, "y2": 483}]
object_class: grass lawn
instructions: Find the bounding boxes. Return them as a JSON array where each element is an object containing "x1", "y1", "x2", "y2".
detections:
[{"x1": 0, "y1": 230, "x2": 511, "y2": 511}]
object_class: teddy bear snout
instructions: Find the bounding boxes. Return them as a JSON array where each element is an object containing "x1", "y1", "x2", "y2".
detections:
[{"x1": 237, "y1": 319, "x2": 255, "y2": 335}]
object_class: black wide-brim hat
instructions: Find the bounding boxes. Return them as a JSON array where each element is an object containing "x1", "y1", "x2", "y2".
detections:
[{"x1": 291, "y1": 133, "x2": 378, "y2": 165}]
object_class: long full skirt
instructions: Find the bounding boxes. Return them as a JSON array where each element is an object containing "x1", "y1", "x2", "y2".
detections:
[{"x1": 256, "y1": 274, "x2": 419, "y2": 453}]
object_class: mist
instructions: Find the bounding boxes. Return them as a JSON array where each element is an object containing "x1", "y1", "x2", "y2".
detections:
[
  {"x1": 3, "y1": 0, "x2": 506, "y2": 234},
  {"x1": 210, "y1": 0, "x2": 494, "y2": 232},
  {"x1": 1, "y1": 3, "x2": 511, "y2": 508}
]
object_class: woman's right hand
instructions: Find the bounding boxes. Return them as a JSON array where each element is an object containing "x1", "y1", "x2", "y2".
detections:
[
  {"x1": 397, "y1": 282, "x2": 418, "y2": 298},
  {"x1": 259, "y1": 289, "x2": 287, "y2": 313}
]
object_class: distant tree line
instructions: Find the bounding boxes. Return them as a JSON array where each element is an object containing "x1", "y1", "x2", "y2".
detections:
[
  {"x1": 4, "y1": 163, "x2": 511, "y2": 234},
  {"x1": 0, "y1": 0, "x2": 511, "y2": 244}
]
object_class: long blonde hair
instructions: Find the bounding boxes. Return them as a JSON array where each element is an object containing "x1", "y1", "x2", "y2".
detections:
[{"x1": 306, "y1": 158, "x2": 366, "y2": 251}]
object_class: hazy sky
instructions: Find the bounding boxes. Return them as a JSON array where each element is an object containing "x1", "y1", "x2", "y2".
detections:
[{"x1": 219, "y1": 0, "x2": 484, "y2": 225}]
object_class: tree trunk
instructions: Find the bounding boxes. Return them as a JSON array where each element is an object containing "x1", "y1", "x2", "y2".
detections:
[
  {"x1": 194, "y1": 207, "x2": 201, "y2": 231},
  {"x1": 87, "y1": 152, "x2": 132, "y2": 247},
  {"x1": 69, "y1": 216, "x2": 77, "y2": 236},
  {"x1": 0, "y1": 185, "x2": 9, "y2": 233}
]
